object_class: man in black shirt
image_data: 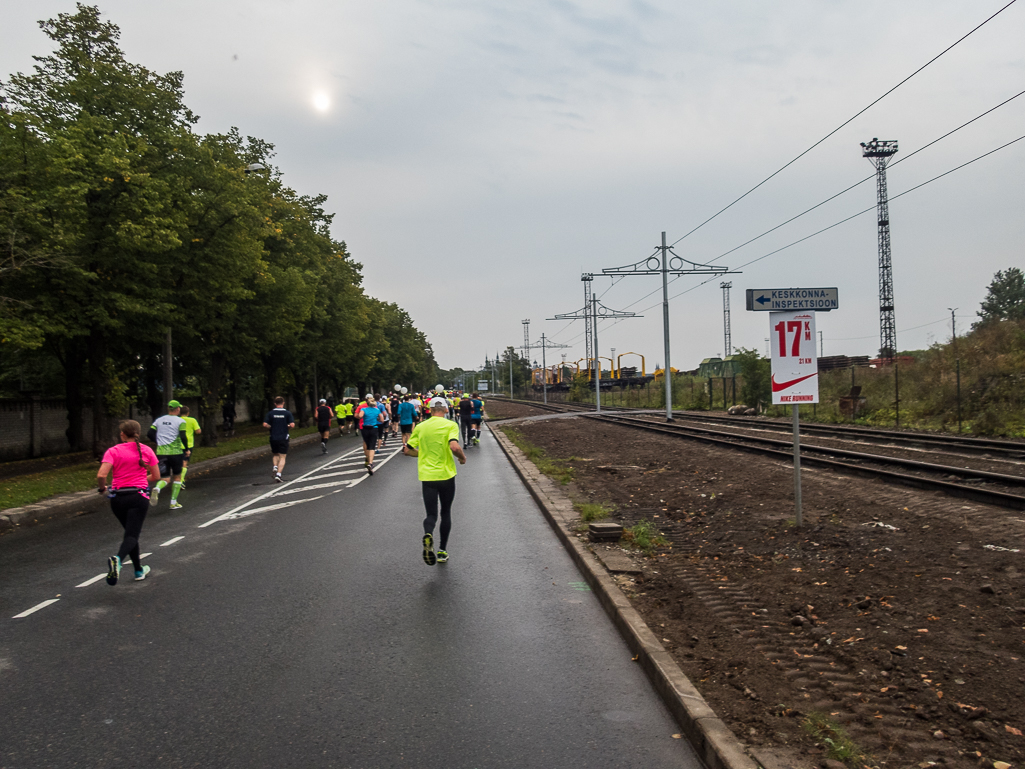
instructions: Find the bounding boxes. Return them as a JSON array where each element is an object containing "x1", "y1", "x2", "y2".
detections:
[
  {"x1": 316, "y1": 398, "x2": 333, "y2": 454},
  {"x1": 457, "y1": 394, "x2": 474, "y2": 448},
  {"x1": 262, "y1": 396, "x2": 295, "y2": 483}
]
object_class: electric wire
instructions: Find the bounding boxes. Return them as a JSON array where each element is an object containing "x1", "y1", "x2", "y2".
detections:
[{"x1": 666, "y1": 0, "x2": 1019, "y2": 249}]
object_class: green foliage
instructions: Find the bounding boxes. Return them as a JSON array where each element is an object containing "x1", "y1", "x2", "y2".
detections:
[
  {"x1": 0, "y1": 5, "x2": 437, "y2": 452},
  {"x1": 733, "y1": 347, "x2": 770, "y2": 412},
  {"x1": 575, "y1": 501, "x2": 613, "y2": 522},
  {"x1": 501, "y1": 427, "x2": 575, "y2": 484},
  {"x1": 977, "y1": 267, "x2": 1025, "y2": 326},
  {"x1": 623, "y1": 520, "x2": 667, "y2": 552},
  {"x1": 801, "y1": 712, "x2": 866, "y2": 765}
]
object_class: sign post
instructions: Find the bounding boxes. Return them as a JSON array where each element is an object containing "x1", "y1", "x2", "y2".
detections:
[{"x1": 769, "y1": 309, "x2": 819, "y2": 527}]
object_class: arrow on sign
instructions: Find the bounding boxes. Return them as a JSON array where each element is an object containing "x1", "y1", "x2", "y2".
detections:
[{"x1": 756, "y1": 294, "x2": 770, "y2": 305}]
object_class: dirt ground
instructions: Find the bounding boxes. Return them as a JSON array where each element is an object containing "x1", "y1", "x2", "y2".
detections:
[{"x1": 490, "y1": 404, "x2": 1025, "y2": 769}]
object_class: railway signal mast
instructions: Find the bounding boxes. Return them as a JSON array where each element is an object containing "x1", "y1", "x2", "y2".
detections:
[
  {"x1": 602, "y1": 232, "x2": 734, "y2": 422},
  {"x1": 581, "y1": 274, "x2": 594, "y2": 365},
  {"x1": 721, "y1": 281, "x2": 733, "y2": 357},
  {"x1": 861, "y1": 138, "x2": 899, "y2": 362}
]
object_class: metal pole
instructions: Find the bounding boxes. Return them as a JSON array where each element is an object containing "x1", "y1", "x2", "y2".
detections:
[
  {"x1": 792, "y1": 405, "x2": 803, "y2": 527},
  {"x1": 956, "y1": 359, "x2": 962, "y2": 433},
  {"x1": 541, "y1": 335, "x2": 548, "y2": 405},
  {"x1": 661, "y1": 231, "x2": 672, "y2": 421},
  {"x1": 163, "y1": 329, "x2": 173, "y2": 405},
  {"x1": 593, "y1": 296, "x2": 601, "y2": 414},
  {"x1": 895, "y1": 362, "x2": 900, "y2": 428},
  {"x1": 509, "y1": 353, "x2": 513, "y2": 399}
]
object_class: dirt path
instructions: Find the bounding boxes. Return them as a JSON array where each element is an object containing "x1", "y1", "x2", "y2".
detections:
[{"x1": 506, "y1": 414, "x2": 1025, "y2": 769}]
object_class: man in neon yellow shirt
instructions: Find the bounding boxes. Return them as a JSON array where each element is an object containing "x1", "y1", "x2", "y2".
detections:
[
  {"x1": 179, "y1": 405, "x2": 202, "y2": 488},
  {"x1": 403, "y1": 396, "x2": 466, "y2": 565}
]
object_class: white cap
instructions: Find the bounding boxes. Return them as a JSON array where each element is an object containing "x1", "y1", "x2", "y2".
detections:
[
  {"x1": 365, "y1": 394, "x2": 375, "y2": 401},
  {"x1": 429, "y1": 397, "x2": 448, "y2": 410},
  {"x1": 319, "y1": 399, "x2": 326, "y2": 404}
]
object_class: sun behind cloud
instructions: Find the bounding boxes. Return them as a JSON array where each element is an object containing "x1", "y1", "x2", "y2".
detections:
[{"x1": 312, "y1": 91, "x2": 331, "y2": 113}]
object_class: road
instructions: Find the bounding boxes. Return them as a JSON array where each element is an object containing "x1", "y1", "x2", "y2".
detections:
[{"x1": 0, "y1": 427, "x2": 702, "y2": 768}]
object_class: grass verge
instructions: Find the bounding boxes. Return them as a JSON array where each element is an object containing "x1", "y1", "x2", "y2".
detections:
[
  {"x1": 0, "y1": 424, "x2": 319, "y2": 512},
  {"x1": 500, "y1": 427, "x2": 574, "y2": 485},
  {"x1": 574, "y1": 501, "x2": 614, "y2": 522}
]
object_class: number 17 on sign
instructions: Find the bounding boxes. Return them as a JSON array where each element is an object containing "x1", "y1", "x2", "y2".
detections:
[{"x1": 769, "y1": 310, "x2": 818, "y2": 527}]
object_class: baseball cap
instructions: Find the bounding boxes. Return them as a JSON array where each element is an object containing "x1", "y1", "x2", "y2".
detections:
[
  {"x1": 319, "y1": 398, "x2": 326, "y2": 404},
  {"x1": 429, "y1": 397, "x2": 448, "y2": 409},
  {"x1": 167, "y1": 400, "x2": 181, "y2": 409}
]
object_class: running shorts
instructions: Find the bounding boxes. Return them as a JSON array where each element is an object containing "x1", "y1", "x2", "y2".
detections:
[
  {"x1": 471, "y1": 418, "x2": 482, "y2": 427},
  {"x1": 361, "y1": 427, "x2": 379, "y2": 450},
  {"x1": 317, "y1": 422, "x2": 331, "y2": 433},
  {"x1": 400, "y1": 423, "x2": 413, "y2": 434},
  {"x1": 158, "y1": 453, "x2": 185, "y2": 477},
  {"x1": 270, "y1": 438, "x2": 290, "y2": 455}
]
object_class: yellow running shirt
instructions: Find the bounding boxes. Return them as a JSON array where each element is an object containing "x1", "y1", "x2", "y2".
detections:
[{"x1": 408, "y1": 416, "x2": 460, "y2": 481}]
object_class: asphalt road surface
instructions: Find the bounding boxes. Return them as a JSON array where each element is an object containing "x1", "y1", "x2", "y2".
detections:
[{"x1": 0, "y1": 426, "x2": 703, "y2": 768}]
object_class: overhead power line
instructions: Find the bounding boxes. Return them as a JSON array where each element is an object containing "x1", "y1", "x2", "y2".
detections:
[{"x1": 668, "y1": 0, "x2": 1019, "y2": 248}]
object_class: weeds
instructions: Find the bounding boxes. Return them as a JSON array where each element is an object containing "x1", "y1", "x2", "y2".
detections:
[
  {"x1": 502, "y1": 428, "x2": 575, "y2": 485},
  {"x1": 623, "y1": 520, "x2": 667, "y2": 553},
  {"x1": 802, "y1": 712, "x2": 867, "y2": 766},
  {"x1": 575, "y1": 501, "x2": 614, "y2": 522}
]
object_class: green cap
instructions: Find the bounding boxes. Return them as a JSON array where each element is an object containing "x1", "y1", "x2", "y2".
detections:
[{"x1": 168, "y1": 400, "x2": 182, "y2": 409}]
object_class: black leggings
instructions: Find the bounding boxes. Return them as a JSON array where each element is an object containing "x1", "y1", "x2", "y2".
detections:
[
  {"x1": 361, "y1": 427, "x2": 379, "y2": 450},
  {"x1": 110, "y1": 492, "x2": 149, "y2": 572},
  {"x1": 422, "y1": 477, "x2": 456, "y2": 551},
  {"x1": 460, "y1": 417, "x2": 471, "y2": 445}
]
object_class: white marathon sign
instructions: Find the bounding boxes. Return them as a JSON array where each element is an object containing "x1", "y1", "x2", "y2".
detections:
[
  {"x1": 747, "y1": 287, "x2": 838, "y2": 312},
  {"x1": 770, "y1": 310, "x2": 819, "y2": 405},
  {"x1": 477, "y1": 381, "x2": 490, "y2": 392}
]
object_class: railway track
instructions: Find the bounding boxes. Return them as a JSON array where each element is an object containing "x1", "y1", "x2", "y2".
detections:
[{"x1": 586, "y1": 413, "x2": 1025, "y2": 511}]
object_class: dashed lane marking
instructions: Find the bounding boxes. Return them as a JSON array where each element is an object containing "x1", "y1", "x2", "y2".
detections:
[
  {"x1": 75, "y1": 553, "x2": 152, "y2": 588},
  {"x1": 160, "y1": 536, "x2": 185, "y2": 547},
  {"x1": 12, "y1": 599, "x2": 59, "y2": 619}
]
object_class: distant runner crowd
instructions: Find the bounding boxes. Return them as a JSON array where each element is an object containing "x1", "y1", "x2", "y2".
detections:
[{"x1": 95, "y1": 389, "x2": 487, "y2": 583}]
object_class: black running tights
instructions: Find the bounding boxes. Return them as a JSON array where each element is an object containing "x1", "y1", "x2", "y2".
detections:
[
  {"x1": 460, "y1": 417, "x2": 471, "y2": 445},
  {"x1": 421, "y1": 478, "x2": 455, "y2": 550},
  {"x1": 110, "y1": 493, "x2": 149, "y2": 572}
]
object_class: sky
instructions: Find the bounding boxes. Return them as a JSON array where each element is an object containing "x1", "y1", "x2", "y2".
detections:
[{"x1": 2, "y1": 0, "x2": 1023, "y2": 373}]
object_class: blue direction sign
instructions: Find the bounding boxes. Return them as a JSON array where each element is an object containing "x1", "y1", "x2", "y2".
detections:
[{"x1": 746, "y1": 287, "x2": 839, "y2": 312}]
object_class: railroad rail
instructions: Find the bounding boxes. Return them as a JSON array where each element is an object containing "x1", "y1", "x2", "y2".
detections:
[{"x1": 586, "y1": 413, "x2": 1025, "y2": 511}]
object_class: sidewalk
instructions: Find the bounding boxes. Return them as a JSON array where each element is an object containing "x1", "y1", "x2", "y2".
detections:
[{"x1": 0, "y1": 432, "x2": 321, "y2": 531}]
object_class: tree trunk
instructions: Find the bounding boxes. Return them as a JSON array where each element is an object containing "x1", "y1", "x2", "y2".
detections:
[
  {"x1": 200, "y1": 352, "x2": 226, "y2": 447},
  {"x1": 143, "y1": 351, "x2": 164, "y2": 424},
  {"x1": 87, "y1": 328, "x2": 116, "y2": 458}
]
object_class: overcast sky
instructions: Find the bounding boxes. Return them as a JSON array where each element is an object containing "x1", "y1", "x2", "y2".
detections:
[{"x1": 2, "y1": 0, "x2": 1023, "y2": 372}]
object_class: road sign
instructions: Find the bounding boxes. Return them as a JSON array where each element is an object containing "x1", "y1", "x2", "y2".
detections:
[
  {"x1": 770, "y1": 310, "x2": 818, "y2": 405},
  {"x1": 746, "y1": 287, "x2": 838, "y2": 312},
  {"x1": 478, "y1": 380, "x2": 490, "y2": 392}
]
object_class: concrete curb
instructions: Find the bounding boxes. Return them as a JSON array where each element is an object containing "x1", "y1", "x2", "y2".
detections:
[
  {"x1": 489, "y1": 424, "x2": 758, "y2": 769},
  {"x1": 0, "y1": 432, "x2": 322, "y2": 531}
]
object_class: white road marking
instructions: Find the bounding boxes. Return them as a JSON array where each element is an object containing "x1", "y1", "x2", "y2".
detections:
[
  {"x1": 305, "y1": 469, "x2": 366, "y2": 481},
  {"x1": 76, "y1": 574, "x2": 107, "y2": 588},
  {"x1": 218, "y1": 495, "x2": 327, "y2": 521},
  {"x1": 160, "y1": 536, "x2": 184, "y2": 547},
  {"x1": 13, "y1": 599, "x2": 59, "y2": 618},
  {"x1": 348, "y1": 446, "x2": 405, "y2": 488},
  {"x1": 199, "y1": 446, "x2": 364, "y2": 528},
  {"x1": 272, "y1": 480, "x2": 356, "y2": 496}
]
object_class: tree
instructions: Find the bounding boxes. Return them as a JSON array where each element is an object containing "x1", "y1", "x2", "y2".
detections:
[
  {"x1": 977, "y1": 267, "x2": 1025, "y2": 326},
  {"x1": 733, "y1": 347, "x2": 769, "y2": 412}
]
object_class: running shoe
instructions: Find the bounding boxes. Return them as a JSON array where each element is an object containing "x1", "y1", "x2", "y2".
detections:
[
  {"x1": 473, "y1": 436, "x2": 479, "y2": 446},
  {"x1": 273, "y1": 465, "x2": 278, "y2": 473},
  {"x1": 436, "y1": 550, "x2": 449, "y2": 564},
  {"x1": 464, "y1": 443, "x2": 470, "y2": 449},
  {"x1": 367, "y1": 463, "x2": 374, "y2": 476},
  {"x1": 170, "y1": 501, "x2": 183, "y2": 510},
  {"x1": 179, "y1": 483, "x2": 186, "y2": 490},
  {"x1": 106, "y1": 555, "x2": 121, "y2": 586},
  {"x1": 422, "y1": 534, "x2": 437, "y2": 566},
  {"x1": 134, "y1": 565, "x2": 151, "y2": 581},
  {"x1": 275, "y1": 473, "x2": 283, "y2": 483}
]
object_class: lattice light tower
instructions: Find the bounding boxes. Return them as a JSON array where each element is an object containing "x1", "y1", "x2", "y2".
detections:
[
  {"x1": 522, "y1": 319, "x2": 531, "y2": 360},
  {"x1": 721, "y1": 281, "x2": 733, "y2": 357},
  {"x1": 861, "y1": 138, "x2": 899, "y2": 362}
]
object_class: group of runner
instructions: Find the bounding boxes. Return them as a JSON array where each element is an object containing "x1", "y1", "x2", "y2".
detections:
[{"x1": 96, "y1": 389, "x2": 486, "y2": 585}]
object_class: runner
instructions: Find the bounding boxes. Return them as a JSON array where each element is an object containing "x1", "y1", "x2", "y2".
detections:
[
  {"x1": 97, "y1": 420, "x2": 160, "y2": 585},
  {"x1": 262, "y1": 396, "x2": 295, "y2": 482},
  {"x1": 457, "y1": 393, "x2": 474, "y2": 448},
  {"x1": 470, "y1": 392, "x2": 486, "y2": 446},
  {"x1": 221, "y1": 401, "x2": 236, "y2": 437},
  {"x1": 377, "y1": 394, "x2": 391, "y2": 449},
  {"x1": 390, "y1": 393, "x2": 402, "y2": 438},
  {"x1": 397, "y1": 394, "x2": 417, "y2": 447},
  {"x1": 334, "y1": 399, "x2": 347, "y2": 437},
  {"x1": 315, "y1": 398, "x2": 333, "y2": 454},
  {"x1": 179, "y1": 404, "x2": 202, "y2": 488},
  {"x1": 345, "y1": 399, "x2": 356, "y2": 434},
  {"x1": 147, "y1": 400, "x2": 190, "y2": 510},
  {"x1": 404, "y1": 396, "x2": 466, "y2": 566},
  {"x1": 359, "y1": 394, "x2": 384, "y2": 474}
]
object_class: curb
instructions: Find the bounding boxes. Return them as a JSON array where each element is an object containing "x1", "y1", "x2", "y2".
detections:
[
  {"x1": 489, "y1": 424, "x2": 758, "y2": 769},
  {"x1": 0, "y1": 432, "x2": 322, "y2": 531}
]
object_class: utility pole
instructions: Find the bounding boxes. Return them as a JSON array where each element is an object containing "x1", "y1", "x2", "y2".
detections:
[
  {"x1": 602, "y1": 232, "x2": 733, "y2": 421},
  {"x1": 721, "y1": 281, "x2": 732, "y2": 357},
  {"x1": 819, "y1": 330, "x2": 824, "y2": 357},
  {"x1": 861, "y1": 138, "x2": 899, "y2": 362},
  {"x1": 582, "y1": 274, "x2": 594, "y2": 366},
  {"x1": 550, "y1": 299, "x2": 638, "y2": 414},
  {"x1": 521, "y1": 320, "x2": 531, "y2": 361}
]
